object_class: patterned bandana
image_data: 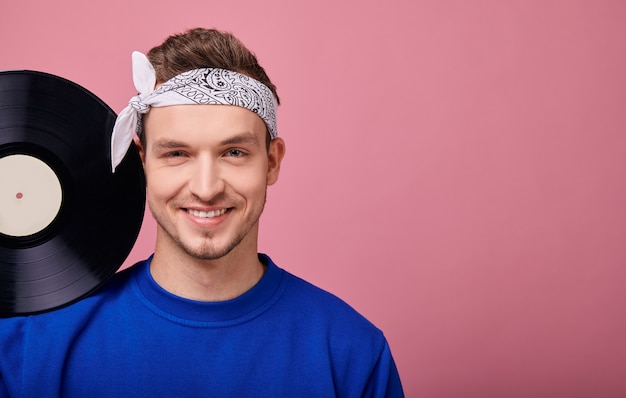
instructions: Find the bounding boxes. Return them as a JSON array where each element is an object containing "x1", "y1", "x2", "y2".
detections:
[{"x1": 110, "y1": 51, "x2": 278, "y2": 171}]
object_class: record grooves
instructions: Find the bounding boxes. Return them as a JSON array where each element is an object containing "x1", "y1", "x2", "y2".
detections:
[{"x1": 0, "y1": 70, "x2": 145, "y2": 316}]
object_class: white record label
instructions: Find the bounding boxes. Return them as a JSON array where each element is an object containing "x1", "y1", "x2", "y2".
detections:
[{"x1": 0, "y1": 154, "x2": 63, "y2": 236}]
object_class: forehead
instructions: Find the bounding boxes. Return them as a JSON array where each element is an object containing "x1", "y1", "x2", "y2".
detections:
[{"x1": 143, "y1": 104, "x2": 267, "y2": 143}]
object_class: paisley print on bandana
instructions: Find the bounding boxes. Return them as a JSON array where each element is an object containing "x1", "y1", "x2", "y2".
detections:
[{"x1": 158, "y1": 69, "x2": 276, "y2": 133}]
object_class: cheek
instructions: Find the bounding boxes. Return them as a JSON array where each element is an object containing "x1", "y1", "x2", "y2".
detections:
[
  {"x1": 144, "y1": 166, "x2": 184, "y2": 201},
  {"x1": 223, "y1": 166, "x2": 268, "y2": 196}
]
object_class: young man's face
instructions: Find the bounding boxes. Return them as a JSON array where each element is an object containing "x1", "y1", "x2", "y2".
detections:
[{"x1": 139, "y1": 104, "x2": 284, "y2": 261}]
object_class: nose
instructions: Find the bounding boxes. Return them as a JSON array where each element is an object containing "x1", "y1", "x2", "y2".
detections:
[{"x1": 187, "y1": 155, "x2": 225, "y2": 201}]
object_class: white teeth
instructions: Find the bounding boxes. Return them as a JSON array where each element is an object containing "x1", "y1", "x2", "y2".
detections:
[{"x1": 187, "y1": 208, "x2": 227, "y2": 218}]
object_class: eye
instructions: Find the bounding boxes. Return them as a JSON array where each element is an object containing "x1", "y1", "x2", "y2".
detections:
[
  {"x1": 165, "y1": 150, "x2": 186, "y2": 157},
  {"x1": 225, "y1": 149, "x2": 246, "y2": 157}
]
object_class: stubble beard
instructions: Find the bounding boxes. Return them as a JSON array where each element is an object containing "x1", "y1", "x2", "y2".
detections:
[{"x1": 150, "y1": 190, "x2": 267, "y2": 261}]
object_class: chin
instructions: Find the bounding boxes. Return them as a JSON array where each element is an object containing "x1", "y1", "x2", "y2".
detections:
[{"x1": 180, "y1": 235, "x2": 245, "y2": 261}]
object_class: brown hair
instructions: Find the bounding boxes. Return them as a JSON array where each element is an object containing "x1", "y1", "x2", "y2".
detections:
[
  {"x1": 147, "y1": 27, "x2": 279, "y2": 104},
  {"x1": 139, "y1": 28, "x2": 278, "y2": 149}
]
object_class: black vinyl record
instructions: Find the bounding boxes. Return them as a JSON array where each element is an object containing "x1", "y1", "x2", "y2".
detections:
[{"x1": 0, "y1": 70, "x2": 145, "y2": 316}]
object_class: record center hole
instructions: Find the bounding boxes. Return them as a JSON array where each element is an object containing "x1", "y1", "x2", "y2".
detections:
[{"x1": 16, "y1": 192, "x2": 23, "y2": 199}]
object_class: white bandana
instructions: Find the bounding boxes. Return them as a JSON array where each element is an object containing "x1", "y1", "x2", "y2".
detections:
[{"x1": 110, "y1": 51, "x2": 278, "y2": 171}]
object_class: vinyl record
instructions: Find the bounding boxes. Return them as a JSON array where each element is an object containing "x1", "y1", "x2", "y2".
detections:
[{"x1": 0, "y1": 70, "x2": 145, "y2": 316}]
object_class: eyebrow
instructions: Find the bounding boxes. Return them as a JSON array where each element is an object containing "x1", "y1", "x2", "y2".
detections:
[
  {"x1": 151, "y1": 138, "x2": 189, "y2": 152},
  {"x1": 218, "y1": 133, "x2": 261, "y2": 147},
  {"x1": 150, "y1": 133, "x2": 261, "y2": 152}
]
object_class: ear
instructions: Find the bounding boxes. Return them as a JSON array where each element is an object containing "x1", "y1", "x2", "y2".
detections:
[
  {"x1": 266, "y1": 137, "x2": 286, "y2": 186},
  {"x1": 134, "y1": 135, "x2": 146, "y2": 165}
]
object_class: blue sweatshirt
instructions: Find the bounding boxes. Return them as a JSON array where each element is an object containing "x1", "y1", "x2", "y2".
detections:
[{"x1": 0, "y1": 254, "x2": 404, "y2": 397}]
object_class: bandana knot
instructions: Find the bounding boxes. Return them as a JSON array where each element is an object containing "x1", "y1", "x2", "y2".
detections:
[{"x1": 129, "y1": 97, "x2": 150, "y2": 113}]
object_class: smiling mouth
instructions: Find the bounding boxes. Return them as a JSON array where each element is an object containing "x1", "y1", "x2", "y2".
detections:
[{"x1": 186, "y1": 208, "x2": 229, "y2": 218}]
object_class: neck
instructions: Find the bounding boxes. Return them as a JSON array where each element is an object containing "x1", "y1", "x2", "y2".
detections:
[{"x1": 149, "y1": 231, "x2": 265, "y2": 302}]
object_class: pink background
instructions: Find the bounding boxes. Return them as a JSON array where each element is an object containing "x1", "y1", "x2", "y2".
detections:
[{"x1": 2, "y1": 1, "x2": 626, "y2": 396}]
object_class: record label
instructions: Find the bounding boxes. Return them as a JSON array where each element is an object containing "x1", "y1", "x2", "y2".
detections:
[{"x1": 0, "y1": 154, "x2": 62, "y2": 237}]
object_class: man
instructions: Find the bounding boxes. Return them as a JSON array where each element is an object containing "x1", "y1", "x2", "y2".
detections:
[{"x1": 0, "y1": 28, "x2": 404, "y2": 397}]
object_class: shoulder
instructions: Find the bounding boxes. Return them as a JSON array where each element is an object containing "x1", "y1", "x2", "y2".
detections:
[
  {"x1": 265, "y1": 256, "x2": 404, "y2": 396},
  {"x1": 286, "y1": 271, "x2": 377, "y2": 325},
  {"x1": 266, "y1": 255, "x2": 386, "y2": 347},
  {"x1": 0, "y1": 259, "x2": 143, "y2": 331},
  {"x1": 0, "y1": 260, "x2": 145, "y2": 354}
]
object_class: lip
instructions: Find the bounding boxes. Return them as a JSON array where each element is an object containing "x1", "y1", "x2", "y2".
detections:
[{"x1": 182, "y1": 206, "x2": 232, "y2": 226}]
